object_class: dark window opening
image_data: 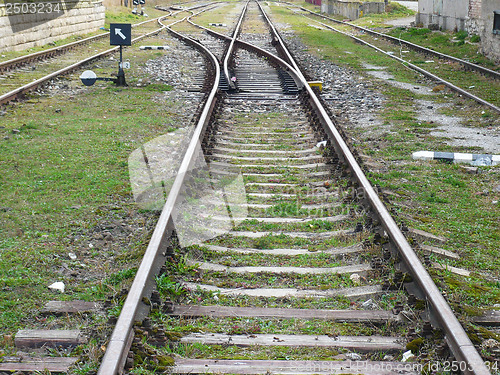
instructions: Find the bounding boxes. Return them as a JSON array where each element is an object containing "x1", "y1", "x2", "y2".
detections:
[{"x1": 494, "y1": 11, "x2": 500, "y2": 35}]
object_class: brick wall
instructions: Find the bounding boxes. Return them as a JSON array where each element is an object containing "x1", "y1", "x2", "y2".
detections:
[
  {"x1": 468, "y1": 0, "x2": 482, "y2": 18},
  {"x1": 0, "y1": 0, "x2": 105, "y2": 52}
]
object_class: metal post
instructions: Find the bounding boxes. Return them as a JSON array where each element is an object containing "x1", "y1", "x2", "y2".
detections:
[{"x1": 117, "y1": 45, "x2": 127, "y2": 86}]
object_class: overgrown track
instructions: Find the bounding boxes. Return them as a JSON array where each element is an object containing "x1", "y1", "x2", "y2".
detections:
[
  {"x1": 0, "y1": 4, "x2": 213, "y2": 105},
  {"x1": 98, "y1": 2, "x2": 493, "y2": 374},
  {"x1": 285, "y1": 4, "x2": 500, "y2": 113},
  {"x1": 292, "y1": 5, "x2": 499, "y2": 80},
  {"x1": 0, "y1": 17, "x2": 163, "y2": 73}
]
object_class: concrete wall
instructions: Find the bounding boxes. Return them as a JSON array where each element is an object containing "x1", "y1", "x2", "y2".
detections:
[
  {"x1": 416, "y1": 0, "x2": 499, "y2": 62},
  {"x1": 321, "y1": 0, "x2": 385, "y2": 20},
  {"x1": 470, "y1": 0, "x2": 500, "y2": 62},
  {"x1": 0, "y1": 0, "x2": 105, "y2": 52},
  {"x1": 416, "y1": 0, "x2": 468, "y2": 30}
]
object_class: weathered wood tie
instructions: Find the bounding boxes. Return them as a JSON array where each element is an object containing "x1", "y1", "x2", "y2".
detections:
[{"x1": 168, "y1": 305, "x2": 396, "y2": 323}]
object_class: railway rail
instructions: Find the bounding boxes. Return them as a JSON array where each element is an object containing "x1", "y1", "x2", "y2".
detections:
[
  {"x1": 284, "y1": 4, "x2": 499, "y2": 113},
  {"x1": 96, "y1": 1, "x2": 493, "y2": 374},
  {"x1": 0, "y1": 3, "x2": 212, "y2": 105},
  {"x1": 292, "y1": 5, "x2": 499, "y2": 80},
  {"x1": 0, "y1": 16, "x2": 166, "y2": 73}
]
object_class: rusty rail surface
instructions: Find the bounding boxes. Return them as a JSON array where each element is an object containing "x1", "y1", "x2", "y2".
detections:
[
  {"x1": 304, "y1": 16, "x2": 499, "y2": 113},
  {"x1": 0, "y1": 2, "x2": 218, "y2": 104},
  {"x1": 256, "y1": 2, "x2": 491, "y2": 374},
  {"x1": 96, "y1": 14, "x2": 221, "y2": 375},
  {"x1": 0, "y1": 4, "x2": 215, "y2": 105},
  {"x1": 293, "y1": 5, "x2": 500, "y2": 80},
  {"x1": 0, "y1": 26, "x2": 166, "y2": 105}
]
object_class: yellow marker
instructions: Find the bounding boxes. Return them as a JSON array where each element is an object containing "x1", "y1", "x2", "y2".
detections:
[{"x1": 308, "y1": 81, "x2": 323, "y2": 91}]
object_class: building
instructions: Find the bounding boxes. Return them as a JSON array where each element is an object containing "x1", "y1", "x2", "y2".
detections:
[
  {"x1": 416, "y1": 0, "x2": 500, "y2": 62},
  {"x1": 0, "y1": 0, "x2": 105, "y2": 52}
]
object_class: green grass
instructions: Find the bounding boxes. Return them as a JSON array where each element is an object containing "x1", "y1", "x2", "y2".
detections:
[
  {"x1": 0, "y1": 31, "x2": 185, "y2": 341},
  {"x1": 387, "y1": 27, "x2": 496, "y2": 70}
]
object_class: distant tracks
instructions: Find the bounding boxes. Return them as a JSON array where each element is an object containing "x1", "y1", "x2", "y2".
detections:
[
  {"x1": 0, "y1": 4, "x2": 213, "y2": 105},
  {"x1": 288, "y1": 4, "x2": 500, "y2": 113}
]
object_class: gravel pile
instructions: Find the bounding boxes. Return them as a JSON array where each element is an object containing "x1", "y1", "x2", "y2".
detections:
[{"x1": 277, "y1": 29, "x2": 385, "y2": 132}]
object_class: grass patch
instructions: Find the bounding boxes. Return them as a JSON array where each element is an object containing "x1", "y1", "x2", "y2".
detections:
[{"x1": 0, "y1": 32, "x2": 190, "y2": 339}]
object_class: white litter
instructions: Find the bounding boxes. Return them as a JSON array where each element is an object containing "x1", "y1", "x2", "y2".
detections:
[
  {"x1": 402, "y1": 350, "x2": 415, "y2": 362},
  {"x1": 48, "y1": 282, "x2": 65, "y2": 293}
]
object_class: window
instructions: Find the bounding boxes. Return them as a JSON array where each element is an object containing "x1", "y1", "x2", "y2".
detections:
[{"x1": 494, "y1": 11, "x2": 500, "y2": 35}]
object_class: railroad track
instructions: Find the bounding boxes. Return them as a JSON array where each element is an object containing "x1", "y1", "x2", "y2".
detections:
[
  {"x1": 283, "y1": 4, "x2": 499, "y2": 113},
  {"x1": 291, "y1": 4, "x2": 499, "y2": 79},
  {"x1": 96, "y1": 1, "x2": 493, "y2": 374},
  {"x1": 0, "y1": 3, "x2": 213, "y2": 105}
]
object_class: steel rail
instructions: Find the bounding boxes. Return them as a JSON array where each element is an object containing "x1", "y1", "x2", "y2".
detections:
[
  {"x1": 0, "y1": 15, "x2": 168, "y2": 73},
  {"x1": 97, "y1": 15, "x2": 221, "y2": 375},
  {"x1": 292, "y1": 4, "x2": 500, "y2": 80},
  {"x1": 186, "y1": 11, "x2": 304, "y2": 89},
  {"x1": 257, "y1": 2, "x2": 491, "y2": 374},
  {"x1": 300, "y1": 16, "x2": 500, "y2": 113},
  {"x1": 223, "y1": 1, "x2": 249, "y2": 89},
  {"x1": 0, "y1": 24, "x2": 168, "y2": 105}
]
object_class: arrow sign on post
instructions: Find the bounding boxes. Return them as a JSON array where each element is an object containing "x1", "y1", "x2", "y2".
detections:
[
  {"x1": 115, "y1": 28, "x2": 127, "y2": 40},
  {"x1": 110, "y1": 23, "x2": 132, "y2": 46}
]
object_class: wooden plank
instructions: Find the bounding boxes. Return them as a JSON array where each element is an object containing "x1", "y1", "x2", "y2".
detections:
[
  {"x1": 180, "y1": 333, "x2": 403, "y2": 352},
  {"x1": 222, "y1": 229, "x2": 352, "y2": 239},
  {"x1": 169, "y1": 305, "x2": 395, "y2": 323},
  {"x1": 472, "y1": 310, "x2": 500, "y2": 326},
  {"x1": 192, "y1": 261, "x2": 372, "y2": 275},
  {"x1": 409, "y1": 228, "x2": 447, "y2": 244},
  {"x1": 15, "y1": 330, "x2": 86, "y2": 348},
  {"x1": 432, "y1": 262, "x2": 470, "y2": 277},
  {"x1": 183, "y1": 282, "x2": 383, "y2": 300},
  {"x1": 174, "y1": 359, "x2": 420, "y2": 375},
  {"x1": 421, "y1": 245, "x2": 459, "y2": 260},
  {"x1": 205, "y1": 214, "x2": 347, "y2": 224},
  {"x1": 0, "y1": 356, "x2": 78, "y2": 372},
  {"x1": 41, "y1": 300, "x2": 100, "y2": 314},
  {"x1": 203, "y1": 243, "x2": 364, "y2": 256}
]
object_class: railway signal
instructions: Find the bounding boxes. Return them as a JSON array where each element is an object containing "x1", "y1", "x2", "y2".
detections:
[
  {"x1": 80, "y1": 70, "x2": 97, "y2": 86},
  {"x1": 132, "y1": 0, "x2": 147, "y2": 16},
  {"x1": 79, "y1": 70, "x2": 117, "y2": 86},
  {"x1": 110, "y1": 23, "x2": 131, "y2": 46},
  {"x1": 109, "y1": 23, "x2": 131, "y2": 86}
]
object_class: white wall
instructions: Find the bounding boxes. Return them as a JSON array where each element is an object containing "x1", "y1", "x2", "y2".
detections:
[{"x1": 0, "y1": 0, "x2": 105, "y2": 52}]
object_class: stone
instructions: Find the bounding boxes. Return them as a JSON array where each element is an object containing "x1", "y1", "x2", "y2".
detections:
[
  {"x1": 345, "y1": 353, "x2": 362, "y2": 360},
  {"x1": 460, "y1": 166, "x2": 479, "y2": 174},
  {"x1": 361, "y1": 299, "x2": 377, "y2": 309},
  {"x1": 350, "y1": 273, "x2": 361, "y2": 284}
]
